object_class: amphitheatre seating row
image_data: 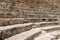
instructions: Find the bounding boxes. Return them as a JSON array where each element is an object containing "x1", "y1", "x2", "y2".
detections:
[
  {"x1": 25, "y1": 18, "x2": 59, "y2": 22},
  {"x1": 33, "y1": 22, "x2": 59, "y2": 28},
  {"x1": 0, "y1": 18, "x2": 30, "y2": 26},
  {"x1": 0, "y1": 22, "x2": 59, "y2": 39},
  {"x1": 5, "y1": 28, "x2": 41, "y2": 40},
  {"x1": 0, "y1": 23, "x2": 33, "y2": 39},
  {"x1": 5, "y1": 22, "x2": 60, "y2": 40},
  {"x1": 0, "y1": 18, "x2": 59, "y2": 26}
]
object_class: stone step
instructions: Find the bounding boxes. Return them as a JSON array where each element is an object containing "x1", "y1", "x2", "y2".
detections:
[
  {"x1": 0, "y1": 22, "x2": 57, "y2": 39},
  {"x1": 34, "y1": 30, "x2": 60, "y2": 40},
  {"x1": 2, "y1": 22, "x2": 60, "y2": 40},
  {"x1": 38, "y1": 25, "x2": 60, "y2": 30},
  {"x1": 0, "y1": 18, "x2": 59, "y2": 26},
  {"x1": 5, "y1": 28, "x2": 41, "y2": 40},
  {"x1": 5, "y1": 24, "x2": 60, "y2": 40},
  {"x1": 0, "y1": 18, "x2": 30, "y2": 26},
  {"x1": 0, "y1": 13, "x2": 60, "y2": 18},
  {"x1": 25, "y1": 18, "x2": 59, "y2": 22},
  {"x1": 0, "y1": 12, "x2": 60, "y2": 18},
  {"x1": 33, "y1": 22, "x2": 60, "y2": 33},
  {"x1": 34, "y1": 26, "x2": 60, "y2": 40},
  {"x1": 33, "y1": 22, "x2": 60, "y2": 28},
  {"x1": 0, "y1": 23, "x2": 33, "y2": 39},
  {"x1": 0, "y1": 22, "x2": 60, "y2": 39}
]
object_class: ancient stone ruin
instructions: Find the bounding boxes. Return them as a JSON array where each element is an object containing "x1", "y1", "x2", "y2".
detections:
[{"x1": 0, "y1": 0, "x2": 60, "y2": 40}]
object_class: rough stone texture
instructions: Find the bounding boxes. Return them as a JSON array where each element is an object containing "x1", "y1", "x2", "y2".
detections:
[
  {"x1": 0, "y1": 18, "x2": 30, "y2": 26},
  {"x1": 5, "y1": 28, "x2": 41, "y2": 40},
  {"x1": 0, "y1": 22, "x2": 59, "y2": 39},
  {"x1": 0, "y1": 0, "x2": 60, "y2": 40},
  {"x1": 0, "y1": 0, "x2": 60, "y2": 26},
  {"x1": 0, "y1": 23, "x2": 33, "y2": 39},
  {"x1": 5, "y1": 24, "x2": 60, "y2": 40}
]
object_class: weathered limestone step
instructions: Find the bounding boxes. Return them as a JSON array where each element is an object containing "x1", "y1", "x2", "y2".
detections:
[
  {"x1": 34, "y1": 31, "x2": 54, "y2": 40},
  {"x1": 25, "y1": 18, "x2": 59, "y2": 22},
  {"x1": 34, "y1": 30, "x2": 60, "y2": 40},
  {"x1": 34, "y1": 22, "x2": 59, "y2": 25},
  {"x1": 39, "y1": 25, "x2": 60, "y2": 30},
  {"x1": 0, "y1": 23, "x2": 33, "y2": 39},
  {"x1": 44, "y1": 27, "x2": 60, "y2": 33},
  {"x1": 5, "y1": 28, "x2": 41, "y2": 40},
  {"x1": 48, "y1": 30, "x2": 60, "y2": 36},
  {"x1": 0, "y1": 18, "x2": 30, "y2": 26},
  {"x1": 3, "y1": 22, "x2": 60, "y2": 40},
  {"x1": 33, "y1": 22, "x2": 59, "y2": 28},
  {"x1": 0, "y1": 18, "x2": 59, "y2": 26},
  {"x1": 5, "y1": 25, "x2": 60, "y2": 40}
]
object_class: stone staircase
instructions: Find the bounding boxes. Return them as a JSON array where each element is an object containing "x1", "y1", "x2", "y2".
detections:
[
  {"x1": 0, "y1": 0, "x2": 60, "y2": 40},
  {"x1": 0, "y1": 22, "x2": 59, "y2": 40},
  {"x1": 0, "y1": 0, "x2": 60, "y2": 26},
  {"x1": 5, "y1": 28, "x2": 41, "y2": 40},
  {"x1": 4, "y1": 22, "x2": 60, "y2": 40},
  {"x1": 0, "y1": 23, "x2": 33, "y2": 39}
]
